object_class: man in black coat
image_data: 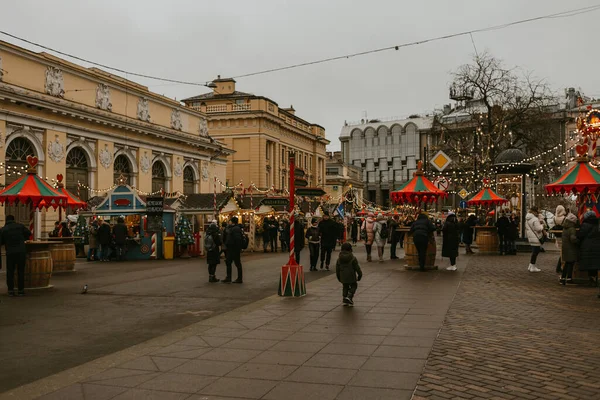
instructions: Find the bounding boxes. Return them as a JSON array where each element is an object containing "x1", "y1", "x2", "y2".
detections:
[
  {"x1": 1, "y1": 215, "x2": 32, "y2": 296},
  {"x1": 112, "y1": 217, "x2": 129, "y2": 261},
  {"x1": 268, "y1": 216, "x2": 279, "y2": 252},
  {"x1": 495, "y1": 213, "x2": 510, "y2": 255},
  {"x1": 223, "y1": 216, "x2": 244, "y2": 284},
  {"x1": 97, "y1": 219, "x2": 112, "y2": 261},
  {"x1": 318, "y1": 211, "x2": 338, "y2": 271},
  {"x1": 389, "y1": 215, "x2": 400, "y2": 259},
  {"x1": 410, "y1": 213, "x2": 436, "y2": 271},
  {"x1": 576, "y1": 210, "x2": 600, "y2": 286}
]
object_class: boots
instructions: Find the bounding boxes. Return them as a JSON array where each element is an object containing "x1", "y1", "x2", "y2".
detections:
[
  {"x1": 209, "y1": 275, "x2": 220, "y2": 283},
  {"x1": 528, "y1": 263, "x2": 541, "y2": 272}
]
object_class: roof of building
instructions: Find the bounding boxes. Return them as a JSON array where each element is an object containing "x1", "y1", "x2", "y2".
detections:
[
  {"x1": 175, "y1": 193, "x2": 232, "y2": 211},
  {"x1": 340, "y1": 116, "x2": 434, "y2": 138},
  {"x1": 182, "y1": 91, "x2": 255, "y2": 102}
]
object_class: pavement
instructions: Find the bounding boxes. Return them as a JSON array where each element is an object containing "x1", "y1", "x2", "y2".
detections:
[{"x1": 1, "y1": 243, "x2": 600, "y2": 400}]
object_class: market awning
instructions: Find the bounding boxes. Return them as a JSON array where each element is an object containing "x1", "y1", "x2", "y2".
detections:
[
  {"x1": 467, "y1": 188, "x2": 508, "y2": 207},
  {"x1": 545, "y1": 161, "x2": 600, "y2": 194},
  {"x1": 391, "y1": 170, "x2": 447, "y2": 205},
  {"x1": 0, "y1": 161, "x2": 67, "y2": 210}
]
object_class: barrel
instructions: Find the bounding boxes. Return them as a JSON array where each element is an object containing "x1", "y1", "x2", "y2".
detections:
[
  {"x1": 21, "y1": 250, "x2": 53, "y2": 289},
  {"x1": 404, "y1": 232, "x2": 437, "y2": 270},
  {"x1": 476, "y1": 227, "x2": 499, "y2": 254},
  {"x1": 50, "y1": 243, "x2": 76, "y2": 272}
]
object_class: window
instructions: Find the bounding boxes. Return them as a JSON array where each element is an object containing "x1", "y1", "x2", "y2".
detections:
[
  {"x1": 5, "y1": 138, "x2": 36, "y2": 226},
  {"x1": 152, "y1": 162, "x2": 166, "y2": 193},
  {"x1": 281, "y1": 148, "x2": 285, "y2": 164},
  {"x1": 6, "y1": 137, "x2": 34, "y2": 162},
  {"x1": 326, "y1": 167, "x2": 340, "y2": 176},
  {"x1": 66, "y1": 147, "x2": 89, "y2": 201},
  {"x1": 113, "y1": 154, "x2": 132, "y2": 185},
  {"x1": 266, "y1": 142, "x2": 270, "y2": 160},
  {"x1": 183, "y1": 166, "x2": 195, "y2": 195}
]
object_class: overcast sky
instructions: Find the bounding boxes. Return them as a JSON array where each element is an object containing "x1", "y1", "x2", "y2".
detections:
[{"x1": 3, "y1": 0, "x2": 600, "y2": 150}]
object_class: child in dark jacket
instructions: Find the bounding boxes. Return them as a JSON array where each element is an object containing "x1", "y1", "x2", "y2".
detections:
[{"x1": 335, "y1": 242, "x2": 363, "y2": 306}]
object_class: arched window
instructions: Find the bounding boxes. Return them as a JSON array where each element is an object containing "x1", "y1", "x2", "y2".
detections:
[
  {"x1": 152, "y1": 161, "x2": 166, "y2": 193},
  {"x1": 5, "y1": 138, "x2": 36, "y2": 225},
  {"x1": 114, "y1": 154, "x2": 132, "y2": 185},
  {"x1": 183, "y1": 166, "x2": 195, "y2": 195},
  {"x1": 66, "y1": 147, "x2": 89, "y2": 201}
]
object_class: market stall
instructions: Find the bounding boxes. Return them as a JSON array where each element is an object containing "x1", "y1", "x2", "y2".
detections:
[
  {"x1": 80, "y1": 184, "x2": 175, "y2": 260},
  {"x1": 391, "y1": 161, "x2": 447, "y2": 270},
  {"x1": 467, "y1": 180, "x2": 509, "y2": 255},
  {"x1": 0, "y1": 156, "x2": 67, "y2": 289}
]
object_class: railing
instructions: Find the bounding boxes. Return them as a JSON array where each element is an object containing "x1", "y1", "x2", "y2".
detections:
[
  {"x1": 206, "y1": 105, "x2": 228, "y2": 113},
  {"x1": 232, "y1": 103, "x2": 251, "y2": 111}
]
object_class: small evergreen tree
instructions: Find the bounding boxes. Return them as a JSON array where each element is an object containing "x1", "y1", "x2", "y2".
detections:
[
  {"x1": 176, "y1": 215, "x2": 194, "y2": 247},
  {"x1": 73, "y1": 215, "x2": 89, "y2": 245}
]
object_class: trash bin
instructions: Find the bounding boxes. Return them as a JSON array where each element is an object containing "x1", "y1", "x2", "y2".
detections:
[{"x1": 163, "y1": 236, "x2": 175, "y2": 260}]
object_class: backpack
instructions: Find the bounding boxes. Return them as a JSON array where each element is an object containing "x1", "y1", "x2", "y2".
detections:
[
  {"x1": 204, "y1": 232, "x2": 216, "y2": 252},
  {"x1": 241, "y1": 231, "x2": 249, "y2": 250},
  {"x1": 379, "y1": 222, "x2": 389, "y2": 240}
]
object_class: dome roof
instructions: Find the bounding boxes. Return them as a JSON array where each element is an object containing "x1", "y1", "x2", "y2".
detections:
[{"x1": 494, "y1": 148, "x2": 534, "y2": 173}]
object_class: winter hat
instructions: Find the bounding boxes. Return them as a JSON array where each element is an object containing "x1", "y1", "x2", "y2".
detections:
[
  {"x1": 211, "y1": 220, "x2": 218, "y2": 225},
  {"x1": 231, "y1": 216, "x2": 239, "y2": 224},
  {"x1": 341, "y1": 242, "x2": 352, "y2": 252},
  {"x1": 583, "y1": 210, "x2": 596, "y2": 220},
  {"x1": 447, "y1": 211, "x2": 455, "y2": 217}
]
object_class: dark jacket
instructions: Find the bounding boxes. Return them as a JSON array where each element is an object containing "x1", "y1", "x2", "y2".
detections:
[
  {"x1": 495, "y1": 216, "x2": 510, "y2": 235},
  {"x1": 113, "y1": 222, "x2": 128, "y2": 245},
  {"x1": 442, "y1": 217, "x2": 460, "y2": 258},
  {"x1": 389, "y1": 219, "x2": 400, "y2": 240},
  {"x1": 262, "y1": 221, "x2": 271, "y2": 240},
  {"x1": 226, "y1": 224, "x2": 244, "y2": 252},
  {"x1": 0, "y1": 220, "x2": 31, "y2": 255},
  {"x1": 318, "y1": 218, "x2": 338, "y2": 248},
  {"x1": 206, "y1": 224, "x2": 222, "y2": 265},
  {"x1": 335, "y1": 250, "x2": 363, "y2": 284},
  {"x1": 97, "y1": 222, "x2": 112, "y2": 246},
  {"x1": 576, "y1": 215, "x2": 600, "y2": 271},
  {"x1": 410, "y1": 215, "x2": 435, "y2": 239},
  {"x1": 351, "y1": 220, "x2": 358, "y2": 240},
  {"x1": 463, "y1": 216, "x2": 477, "y2": 245},
  {"x1": 561, "y1": 215, "x2": 579, "y2": 263},
  {"x1": 306, "y1": 225, "x2": 320, "y2": 244},
  {"x1": 506, "y1": 217, "x2": 519, "y2": 241},
  {"x1": 294, "y1": 220, "x2": 305, "y2": 251}
]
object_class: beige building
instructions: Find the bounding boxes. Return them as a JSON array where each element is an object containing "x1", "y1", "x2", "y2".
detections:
[
  {"x1": 182, "y1": 78, "x2": 329, "y2": 190},
  {"x1": 0, "y1": 41, "x2": 231, "y2": 237},
  {"x1": 324, "y1": 151, "x2": 364, "y2": 205}
]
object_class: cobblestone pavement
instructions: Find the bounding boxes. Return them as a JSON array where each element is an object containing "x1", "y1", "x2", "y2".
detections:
[{"x1": 413, "y1": 251, "x2": 600, "y2": 400}]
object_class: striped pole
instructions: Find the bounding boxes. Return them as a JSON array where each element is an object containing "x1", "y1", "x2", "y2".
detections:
[
  {"x1": 213, "y1": 176, "x2": 217, "y2": 220},
  {"x1": 150, "y1": 233, "x2": 157, "y2": 259},
  {"x1": 250, "y1": 184, "x2": 253, "y2": 211},
  {"x1": 29, "y1": 206, "x2": 34, "y2": 240}
]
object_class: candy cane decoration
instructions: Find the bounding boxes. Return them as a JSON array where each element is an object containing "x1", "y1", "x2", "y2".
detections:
[
  {"x1": 289, "y1": 209, "x2": 295, "y2": 261},
  {"x1": 29, "y1": 207, "x2": 34, "y2": 240},
  {"x1": 150, "y1": 233, "x2": 157, "y2": 259},
  {"x1": 213, "y1": 176, "x2": 217, "y2": 219},
  {"x1": 250, "y1": 184, "x2": 253, "y2": 210}
]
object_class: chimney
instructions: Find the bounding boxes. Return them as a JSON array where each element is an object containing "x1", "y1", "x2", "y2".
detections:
[
  {"x1": 212, "y1": 75, "x2": 236, "y2": 95},
  {"x1": 283, "y1": 105, "x2": 296, "y2": 115}
]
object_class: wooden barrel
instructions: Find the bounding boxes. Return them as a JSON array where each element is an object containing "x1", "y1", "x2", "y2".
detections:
[
  {"x1": 404, "y1": 232, "x2": 437, "y2": 270},
  {"x1": 476, "y1": 227, "x2": 499, "y2": 254},
  {"x1": 21, "y1": 250, "x2": 53, "y2": 289},
  {"x1": 50, "y1": 243, "x2": 76, "y2": 272}
]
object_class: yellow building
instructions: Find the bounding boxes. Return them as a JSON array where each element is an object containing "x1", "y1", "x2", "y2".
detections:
[
  {"x1": 0, "y1": 41, "x2": 231, "y2": 237},
  {"x1": 324, "y1": 151, "x2": 364, "y2": 205},
  {"x1": 182, "y1": 77, "x2": 329, "y2": 191}
]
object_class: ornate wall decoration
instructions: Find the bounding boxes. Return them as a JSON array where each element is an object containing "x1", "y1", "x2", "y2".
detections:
[
  {"x1": 137, "y1": 97, "x2": 151, "y2": 122},
  {"x1": 0, "y1": 56, "x2": 4, "y2": 81},
  {"x1": 140, "y1": 151, "x2": 151, "y2": 174},
  {"x1": 198, "y1": 118, "x2": 209, "y2": 137},
  {"x1": 45, "y1": 66, "x2": 65, "y2": 98},
  {"x1": 201, "y1": 161, "x2": 209, "y2": 181},
  {"x1": 99, "y1": 144, "x2": 112, "y2": 169},
  {"x1": 174, "y1": 158, "x2": 183, "y2": 177},
  {"x1": 95, "y1": 83, "x2": 112, "y2": 111},
  {"x1": 171, "y1": 109, "x2": 183, "y2": 131},
  {"x1": 48, "y1": 135, "x2": 65, "y2": 163}
]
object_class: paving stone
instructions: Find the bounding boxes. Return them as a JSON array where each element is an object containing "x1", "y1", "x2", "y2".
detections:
[
  {"x1": 262, "y1": 381, "x2": 344, "y2": 400},
  {"x1": 334, "y1": 334, "x2": 386, "y2": 345},
  {"x1": 150, "y1": 344, "x2": 213, "y2": 359},
  {"x1": 240, "y1": 328, "x2": 294, "y2": 340},
  {"x1": 336, "y1": 386, "x2": 413, "y2": 400},
  {"x1": 37, "y1": 383, "x2": 127, "y2": 400},
  {"x1": 286, "y1": 331, "x2": 339, "y2": 342},
  {"x1": 349, "y1": 370, "x2": 421, "y2": 390},
  {"x1": 198, "y1": 348, "x2": 262, "y2": 363},
  {"x1": 111, "y1": 388, "x2": 190, "y2": 400},
  {"x1": 83, "y1": 368, "x2": 159, "y2": 388},
  {"x1": 304, "y1": 353, "x2": 368, "y2": 369},
  {"x1": 117, "y1": 356, "x2": 187, "y2": 372},
  {"x1": 226, "y1": 362, "x2": 297, "y2": 380},
  {"x1": 268, "y1": 340, "x2": 327, "y2": 353},
  {"x1": 249, "y1": 350, "x2": 314, "y2": 366},
  {"x1": 137, "y1": 372, "x2": 217, "y2": 393},
  {"x1": 200, "y1": 377, "x2": 278, "y2": 399},
  {"x1": 224, "y1": 338, "x2": 279, "y2": 351},
  {"x1": 318, "y1": 342, "x2": 378, "y2": 356},
  {"x1": 287, "y1": 366, "x2": 357, "y2": 385},
  {"x1": 372, "y1": 345, "x2": 431, "y2": 359},
  {"x1": 171, "y1": 359, "x2": 240, "y2": 376},
  {"x1": 361, "y1": 357, "x2": 426, "y2": 373}
]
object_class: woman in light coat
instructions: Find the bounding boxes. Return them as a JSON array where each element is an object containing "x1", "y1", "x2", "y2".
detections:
[
  {"x1": 373, "y1": 214, "x2": 387, "y2": 263},
  {"x1": 525, "y1": 206, "x2": 545, "y2": 272},
  {"x1": 361, "y1": 214, "x2": 375, "y2": 262},
  {"x1": 553, "y1": 205, "x2": 566, "y2": 273}
]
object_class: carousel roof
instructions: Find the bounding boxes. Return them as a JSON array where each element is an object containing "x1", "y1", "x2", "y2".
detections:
[
  {"x1": 0, "y1": 171, "x2": 67, "y2": 209},
  {"x1": 545, "y1": 161, "x2": 600, "y2": 194},
  {"x1": 391, "y1": 174, "x2": 447, "y2": 204},
  {"x1": 467, "y1": 188, "x2": 508, "y2": 207}
]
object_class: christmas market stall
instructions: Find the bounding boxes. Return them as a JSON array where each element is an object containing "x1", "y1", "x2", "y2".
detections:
[
  {"x1": 0, "y1": 156, "x2": 67, "y2": 289},
  {"x1": 391, "y1": 161, "x2": 447, "y2": 270},
  {"x1": 467, "y1": 179, "x2": 509, "y2": 255},
  {"x1": 80, "y1": 184, "x2": 175, "y2": 260}
]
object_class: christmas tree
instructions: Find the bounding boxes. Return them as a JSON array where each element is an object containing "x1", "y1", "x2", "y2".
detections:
[
  {"x1": 73, "y1": 215, "x2": 89, "y2": 245},
  {"x1": 176, "y1": 215, "x2": 194, "y2": 247}
]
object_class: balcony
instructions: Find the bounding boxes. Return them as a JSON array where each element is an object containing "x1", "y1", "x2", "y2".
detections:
[
  {"x1": 206, "y1": 105, "x2": 228, "y2": 113},
  {"x1": 232, "y1": 103, "x2": 251, "y2": 111}
]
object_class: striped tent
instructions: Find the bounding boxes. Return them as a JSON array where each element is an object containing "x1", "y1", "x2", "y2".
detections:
[
  {"x1": 0, "y1": 170, "x2": 67, "y2": 209},
  {"x1": 467, "y1": 188, "x2": 508, "y2": 207},
  {"x1": 545, "y1": 161, "x2": 600, "y2": 194},
  {"x1": 391, "y1": 172, "x2": 447, "y2": 204}
]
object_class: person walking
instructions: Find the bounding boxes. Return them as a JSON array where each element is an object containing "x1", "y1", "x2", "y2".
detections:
[
  {"x1": 496, "y1": 212, "x2": 510, "y2": 255},
  {"x1": 335, "y1": 242, "x2": 362, "y2": 306},
  {"x1": 373, "y1": 214, "x2": 388, "y2": 262},
  {"x1": 318, "y1": 211, "x2": 338, "y2": 271},
  {"x1": 88, "y1": 220, "x2": 99, "y2": 261},
  {"x1": 350, "y1": 219, "x2": 358, "y2": 245},
  {"x1": 389, "y1": 215, "x2": 401, "y2": 259},
  {"x1": 221, "y1": 221, "x2": 230, "y2": 257},
  {"x1": 268, "y1": 216, "x2": 279, "y2": 252},
  {"x1": 97, "y1": 219, "x2": 112, "y2": 261},
  {"x1": 294, "y1": 218, "x2": 305, "y2": 263},
  {"x1": 442, "y1": 212, "x2": 460, "y2": 270},
  {"x1": 1, "y1": 215, "x2": 32, "y2": 296},
  {"x1": 410, "y1": 213, "x2": 435, "y2": 271},
  {"x1": 261, "y1": 219, "x2": 271, "y2": 253},
  {"x1": 525, "y1": 206, "x2": 546, "y2": 272},
  {"x1": 305, "y1": 218, "x2": 320, "y2": 271},
  {"x1": 553, "y1": 205, "x2": 566, "y2": 273},
  {"x1": 205, "y1": 220, "x2": 222, "y2": 283},
  {"x1": 113, "y1": 217, "x2": 128, "y2": 261},
  {"x1": 559, "y1": 212, "x2": 579, "y2": 285},
  {"x1": 576, "y1": 210, "x2": 600, "y2": 287},
  {"x1": 463, "y1": 214, "x2": 477, "y2": 254},
  {"x1": 361, "y1": 213, "x2": 376, "y2": 262},
  {"x1": 506, "y1": 214, "x2": 519, "y2": 255},
  {"x1": 223, "y1": 216, "x2": 244, "y2": 284}
]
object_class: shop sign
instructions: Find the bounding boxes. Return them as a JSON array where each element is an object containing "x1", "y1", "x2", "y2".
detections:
[
  {"x1": 294, "y1": 178, "x2": 308, "y2": 187},
  {"x1": 147, "y1": 215, "x2": 163, "y2": 232},
  {"x1": 294, "y1": 168, "x2": 305, "y2": 178},
  {"x1": 146, "y1": 196, "x2": 164, "y2": 216},
  {"x1": 114, "y1": 198, "x2": 131, "y2": 207},
  {"x1": 295, "y1": 187, "x2": 326, "y2": 197},
  {"x1": 262, "y1": 198, "x2": 290, "y2": 207}
]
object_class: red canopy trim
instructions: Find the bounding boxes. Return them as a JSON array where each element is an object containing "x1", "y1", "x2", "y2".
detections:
[
  {"x1": 545, "y1": 160, "x2": 600, "y2": 194},
  {"x1": 467, "y1": 188, "x2": 509, "y2": 207}
]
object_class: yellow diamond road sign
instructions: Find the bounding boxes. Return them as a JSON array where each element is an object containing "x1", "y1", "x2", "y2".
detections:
[
  {"x1": 458, "y1": 188, "x2": 468, "y2": 199},
  {"x1": 430, "y1": 150, "x2": 452, "y2": 172}
]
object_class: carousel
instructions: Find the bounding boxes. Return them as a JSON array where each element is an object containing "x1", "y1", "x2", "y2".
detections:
[
  {"x1": 467, "y1": 179, "x2": 509, "y2": 255},
  {"x1": 0, "y1": 156, "x2": 67, "y2": 289},
  {"x1": 391, "y1": 161, "x2": 447, "y2": 270}
]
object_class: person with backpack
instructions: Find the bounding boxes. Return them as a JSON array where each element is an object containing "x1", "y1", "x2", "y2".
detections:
[
  {"x1": 335, "y1": 242, "x2": 363, "y2": 306},
  {"x1": 205, "y1": 220, "x2": 222, "y2": 283},
  {"x1": 305, "y1": 218, "x2": 320, "y2": 271},
  {"x1": 373, "y1": 214, "x2": 388, "y2": 262},
  {"x1": 223, "y1": 216, "x2": 244, "y2": 284}
]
